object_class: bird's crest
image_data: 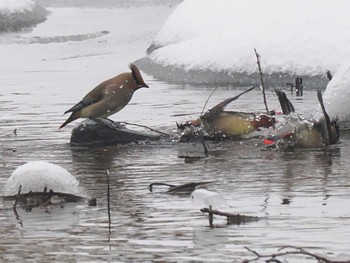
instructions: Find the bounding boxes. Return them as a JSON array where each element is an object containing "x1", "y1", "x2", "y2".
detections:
[{"x1": 129, "y1": 63, "x2": 148, "y2": 88}]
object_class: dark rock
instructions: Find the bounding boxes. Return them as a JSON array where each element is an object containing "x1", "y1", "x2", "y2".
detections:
[{"x1": 70, "y1": 120, "x2": 161, "y2": 147}]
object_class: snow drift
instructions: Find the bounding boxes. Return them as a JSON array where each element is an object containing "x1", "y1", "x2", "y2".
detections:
[
  {"x1": 324, "y1": 61, "x2": 350, "y2": 130},
  {"x1": 0, "y1": 0, "x2": 48, "y2": 32},
  {"x1": 137, "y1": 0, "x2": 350, "y2": 88},
  {"x1": 3, "y1": 161, "x2": 81, "y2": 197}
]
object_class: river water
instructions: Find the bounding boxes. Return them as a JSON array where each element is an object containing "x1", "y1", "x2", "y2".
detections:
[{"x1": 1, "y1": 2, "x2": 350, "y2": 262}]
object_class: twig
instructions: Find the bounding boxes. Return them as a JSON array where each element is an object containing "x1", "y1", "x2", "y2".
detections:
[
  {"x1": 317, "y1": 90, "x2": 332, "y2": 145},
  {"x1": 244, "y1": 246, "x2": 350, "y2": 263},
  {"x1": 208, "y1": 206, "x2": 214, "y2": 228},
  {"x1": 40, "y1": 189, "x2": 54, "y2": 207},
  {"x1": 119, "y1": 121, "x2": 171, "y2": 137},
  {"x1": 149, "y1": 181, "x2": 214, "y2": 193},
  {"x1": 13, "y1": 185, "x2": 22, "y2": 218},
  {"x1": 278, "y1": 246, "x2": 348, "y2": 263},
  {"x1": 199, "y1": 136, "x2": 209, "y2": 156},
  {"x1": 254, "y1": 48, "x2": 269, "y2": 114},
  {"x1": 106, "y1": 169, "x2": 112, "y2": 239},
  {"x1": 200, "y1": 87, "x2": 218, "y2": 117}
]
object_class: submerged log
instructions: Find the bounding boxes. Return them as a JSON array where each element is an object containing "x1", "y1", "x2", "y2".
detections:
[
  {"x1": 200, "y1": 207, "x2": 260, "y2": 227},
  {"x1": 70, "y1": 119, "x2": 162, "y2": 147}
]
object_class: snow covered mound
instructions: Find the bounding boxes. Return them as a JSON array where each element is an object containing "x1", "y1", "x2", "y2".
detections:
[
  {"x1": 137, "y1": 0, "x2": 350, "y2": 87},
  {"x1": 324, "y1": 62, "x2": 350, "y2": 130},
  {"x1": 3, "y1": 161, "x2": 81, "y2": 197},
  {"x1": 0, "y1": 0, "x2": 48, "y2": 32}
]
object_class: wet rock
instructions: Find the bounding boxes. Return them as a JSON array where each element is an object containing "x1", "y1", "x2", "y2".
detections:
[{"x1": 70, "y1": 119, "x2": 161, "y2": 147}]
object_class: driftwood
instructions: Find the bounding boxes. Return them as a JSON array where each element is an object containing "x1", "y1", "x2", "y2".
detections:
[{"x1": 200, "y1": 207, "x2": 260, "y2": 227}]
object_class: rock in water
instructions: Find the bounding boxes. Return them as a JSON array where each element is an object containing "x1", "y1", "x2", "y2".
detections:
[
  {"x1": 70, "y1": 119, "x2": 161, "y2": 147},
  {"x1": 3, "y1": 161, "x2": 81, "y2": 197}
]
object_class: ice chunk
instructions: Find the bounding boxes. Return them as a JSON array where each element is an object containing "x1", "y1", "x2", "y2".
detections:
[{"x1": 191, "y1": 188, "x2": 227, "y2": 209}]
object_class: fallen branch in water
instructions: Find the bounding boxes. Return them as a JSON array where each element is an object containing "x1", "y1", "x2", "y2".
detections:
[
  {"x1": 200, "y1": 207, "x2": 260, "y2": 227},
  {"x1": 243, "y1": 246, "x2": 350, "y2": 263},
  {"x1": 254, "y1": 48, "x2": 269, "y2": 115}
]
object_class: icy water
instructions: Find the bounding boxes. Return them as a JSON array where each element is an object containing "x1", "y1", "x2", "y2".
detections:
[{"x1": 1, "y1": 3, "x2": 350, "y2": 263}]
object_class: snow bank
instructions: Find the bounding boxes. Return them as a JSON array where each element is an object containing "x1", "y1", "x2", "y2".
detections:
[
  {"x1": 0, "y1": 0, "x2": 48, "y2": 32},
  {"x1": 324, "y1": 62, "x2": 350, "y2": 130},
  {"x1": 137, "y1": 0, "x2": 350, "y2": 87},
  {"x1": 3, "y1": 161, "x2": 81, "y2": 197},
  {"x1": 0, "y1": 0, "x2": 35, "y2": 13}
]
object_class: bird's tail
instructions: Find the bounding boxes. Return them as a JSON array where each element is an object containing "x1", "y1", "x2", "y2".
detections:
[{"x1": 59, "y1": 111, "x2": 80, "y2": 129}]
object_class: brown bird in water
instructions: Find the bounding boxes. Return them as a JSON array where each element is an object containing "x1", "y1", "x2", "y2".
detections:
[
  {"x1": 177, "y1": 87, "x2": 276, "y2": 139},
  {"x1": 265, "y1": 90, "x2": 339, "y2": 148},
  {"x1": 60, "y1": 64, "x2": 149, "y2": 129}
]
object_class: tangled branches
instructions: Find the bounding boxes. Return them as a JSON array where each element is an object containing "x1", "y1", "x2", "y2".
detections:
[{"x1": 243, "y1": 246, "x2": 350, "y2": 263}]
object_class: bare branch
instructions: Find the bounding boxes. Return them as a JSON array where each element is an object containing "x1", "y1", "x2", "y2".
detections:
[
  {"x1": 119, "y1": 121, "x2": 170, "y2": 137},
  {"x1": 243, "y1": 246, "x2": 350, "y2": 263},
  {"x1": 254, "y1": 48, "x2": 269, "y2": 114}
]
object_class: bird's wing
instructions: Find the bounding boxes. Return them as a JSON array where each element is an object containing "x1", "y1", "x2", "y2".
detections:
[
  {"x1": 274, "y1": 89, "x2": 295, "y2": 115},
  {"x1": 202, "y1": 86, "x2": 255, "y2": 121},
  {"x1": 64, "y1": 96, "x2": 100, "y2": 114}
]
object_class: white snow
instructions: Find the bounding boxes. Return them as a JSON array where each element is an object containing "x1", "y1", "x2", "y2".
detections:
[
  {"x1": 191, "y1": 189, "x2": 227, "y2": 209},
  {"x1": 149, "y1": 0, "x2": 350, "y2": 76},
  {"x1": 324, "y1": 61, "x2": 350, "y2": 129},
  {"x1": 0, "y1": 0, "x2": 35, "y2": 14},
  {"x1": 3, "y1": 161, "x2": 81, "y2": 197}
]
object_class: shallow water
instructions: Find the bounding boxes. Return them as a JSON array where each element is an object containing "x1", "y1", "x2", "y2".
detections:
[{"x1": 1, "y1": 3, "x2": 350, "y2": 263}]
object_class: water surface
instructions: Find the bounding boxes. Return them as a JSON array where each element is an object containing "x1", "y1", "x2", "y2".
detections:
[{"x1": 1, "y1": 3, "x2": 350, "y2": 262}]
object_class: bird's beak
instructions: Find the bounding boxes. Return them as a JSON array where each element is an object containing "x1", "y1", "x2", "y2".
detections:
[{"x1": 140, "y1": 84, "x2": 149, "y2": 88}]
